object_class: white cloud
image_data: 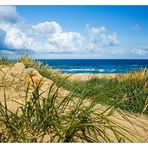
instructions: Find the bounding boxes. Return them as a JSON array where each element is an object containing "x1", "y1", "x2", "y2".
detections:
[
  {"x1": 100, "y1": 33, "x2": 119, "y2": 47},
  {"x1": 87, "y1": 24, "x2": 106, "y2": 35},
  {"x1": 0, "y1": 20, "x2": 83, "y2": 54},
  {"x1": 48, "y1": 32, "x2": 83, "y2": 51},
  {"x1": 0, "y1": 22, "x2": 34, "y2": 50},
  {"x1": 0, "y1": 6, "x2": 20, "y2": 23},
  {"x1": 32, "y1": 21, "x2": 62, "y2": 36},
  {"x1": 32, "y1": 22, "x2": 83, "y2": 53},
  {"x1": 86, "y1": 25, "x2": 119, "y2": 49},
  {"x1": 0, "y1": 6, "x2": 84, "y2": 54},
  {"x1": 5, "y1": 27, "x2": 34, "y2": 50},
  {"x1": 0, "y1": 6, "x2": 120, "y2": 58},
  {"x1": 130, "y1": 47, "x2": 148, "y2": 56},
  {"x1": 131, "y1": 24, "x2": 142, "y2": 32},
  {"x1": 32, "y1": 22, "x2": 83, "y2": 52}
]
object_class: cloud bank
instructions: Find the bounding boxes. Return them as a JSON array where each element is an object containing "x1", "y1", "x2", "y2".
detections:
[
  {"x1": 1, "y1": 6, "x2": 146, "y2": 58},
  {"x1": 130, "y1": 47, "x2": 148, "y2": 56}
]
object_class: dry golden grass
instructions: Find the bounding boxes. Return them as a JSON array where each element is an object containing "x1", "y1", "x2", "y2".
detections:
[
  {"x1": 0, "y1": 60, "x2": 148, "y2": 142},
  {"x1": 116, "y1": 68, "x2": 148, "y2": 82}
]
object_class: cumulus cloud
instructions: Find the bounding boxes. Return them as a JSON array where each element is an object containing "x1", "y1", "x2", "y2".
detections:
[
  {"x1": 48, "y1": 32, "x2": 83, "y2": 51},
  {"x1": 86, "y1": 24, "x2": 106, "y2": 35},
  {"x1": 33, "y1": 21, "x2": 62, "y2": 36},
  {"x1": 0, "y1": 6, "x2": 20, "y2": 23},
  {"x1": 86, "y1": 25, "x2": 119, "y2": 49},
  {"x1": 0, "y1": 6, "x2": 119, "y2": 58},
  {"x1": 6, "y1": 28, "x2": 34, "y2": 50},
  {"x1": 0, "y1": 21, "x2": 83, "y2": 55},
  {"x1": 131, "y1": 24, "x2": 142, "y2": 32},
  {"x1": 0, "y1": 6, "x2": 83, "y2": 55}
]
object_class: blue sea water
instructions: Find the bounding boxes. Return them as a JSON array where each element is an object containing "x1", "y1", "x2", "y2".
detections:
[{"x1": 38, "y1": 59, "x2": 148, "y2": 74}]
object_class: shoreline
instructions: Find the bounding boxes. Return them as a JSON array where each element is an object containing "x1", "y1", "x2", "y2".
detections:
[{"x1": 62, "y1": 73, "x2": 117, "y2": 81}]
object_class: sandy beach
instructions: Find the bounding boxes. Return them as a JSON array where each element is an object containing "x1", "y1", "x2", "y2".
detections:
[
  {"x1": 62, "y1": 73, "x2": 117, "y2": 81},
  {"x1": 0, "y1": 62, "x2": 148, "y2": 142}
]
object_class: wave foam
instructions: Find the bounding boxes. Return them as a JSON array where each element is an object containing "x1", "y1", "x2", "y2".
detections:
[{"x1": 60, "y1": 68, "x2": 117, "y2": 73}]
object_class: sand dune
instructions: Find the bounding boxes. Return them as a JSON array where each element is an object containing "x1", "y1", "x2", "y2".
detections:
[
  {"x1": 0, "y1": 63, "x2": 148, "y2": 142},
  {"x1": 0, "y1": 63, "x2": 69, "y2": 112}
]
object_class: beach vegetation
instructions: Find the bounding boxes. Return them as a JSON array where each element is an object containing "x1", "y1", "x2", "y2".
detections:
[{"x1": 0, "y1": 55, "x2": 147, "y2": 142}]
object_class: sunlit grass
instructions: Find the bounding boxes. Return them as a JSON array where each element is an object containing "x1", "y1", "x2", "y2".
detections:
[
  {"x1": 0, "y1": 78, "x2": 145, "y2": 142},
  {"x1": 0, "y1": 55, "x2": 147, "y2": 142}
]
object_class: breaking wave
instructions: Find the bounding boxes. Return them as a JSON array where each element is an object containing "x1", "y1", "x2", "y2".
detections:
[{"x1": 60, "y1": 68, "x2": 117, "y2": 74}]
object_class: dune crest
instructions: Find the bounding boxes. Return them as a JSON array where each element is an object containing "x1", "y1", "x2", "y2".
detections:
[{"x1": 0, "y1": 63, "x2": 68, "y2": 112}]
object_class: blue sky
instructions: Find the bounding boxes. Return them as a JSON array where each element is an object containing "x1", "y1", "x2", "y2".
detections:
[{"x1": 0, "y1": 6, "x2": 148, "y2": 59}]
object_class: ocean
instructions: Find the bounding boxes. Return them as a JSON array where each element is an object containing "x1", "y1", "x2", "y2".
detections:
[{"x1": 38, "y1": 59, "x2": 148, "y2": 74}]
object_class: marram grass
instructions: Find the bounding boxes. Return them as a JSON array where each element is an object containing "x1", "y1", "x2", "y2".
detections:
[
  {"x1": 0, "y1": 80, "x2": 145, "y2": 142},
  {"x1": 0, "y1": 55, "x2": 147, "y2": 142}
]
